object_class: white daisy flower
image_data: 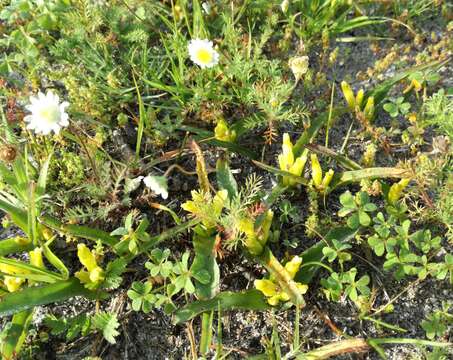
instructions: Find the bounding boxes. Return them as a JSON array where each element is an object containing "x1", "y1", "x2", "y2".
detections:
[
  {"x1": 24, "y1": 90, "x2": 69, "y2": 135},
  {"x1": 188, "y1": 38, "x2": 219, "y2": 68},
  {"x1": 143, "y1": 175, "x2": 168, "y2": 199}
]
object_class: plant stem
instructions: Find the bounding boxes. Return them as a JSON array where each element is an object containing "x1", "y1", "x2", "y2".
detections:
[{"x1": 200, "y1": 311, "x2": 213, "y2": 355}]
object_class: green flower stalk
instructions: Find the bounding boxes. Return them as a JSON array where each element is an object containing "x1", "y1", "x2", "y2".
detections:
[{"x1": 278, "y1": 133, "x2": 308, "y2": 186}]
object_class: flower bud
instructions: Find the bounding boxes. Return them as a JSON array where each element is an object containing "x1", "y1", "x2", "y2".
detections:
[
  {"x1": 363, "y1": 96, "x2": 375, "y2": 122},
  {"x1": 341, "y1": 81, "x2": 355, "y2": 111},
  {"x1": 0, "y1": 145, "x2": 17, "y2": 163},
  {"x1": 310, "y1": 154, "x2": 323, "y2": 187}
]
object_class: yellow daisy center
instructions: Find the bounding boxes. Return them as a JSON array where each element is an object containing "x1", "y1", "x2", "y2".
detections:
[
  {"x1": 38, "y1": 106, "x2": 59, "y2": 124},
  {"x1": 196, "y1": 48, "x2": 213, "y2": 64}
]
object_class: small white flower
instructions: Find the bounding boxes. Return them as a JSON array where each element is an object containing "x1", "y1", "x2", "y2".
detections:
[
  {"x1": 143, "y1": 175, "x2": 168, "y2": 199},
  {"x1": 188, "y1": 38, "x2": 219, "y2": 69},
  {"x1": 288, "y1": 56, "x2": 309, "y2": 81},
  {"x1": 202, "y1": 2, "x2": 211, "y2": 14},
  {"x1": 280, "y1": 0, "x2": 290, "y2": 13},
  {"x1": 24, "y1": 90, "x2": 69, "y2": 135}
]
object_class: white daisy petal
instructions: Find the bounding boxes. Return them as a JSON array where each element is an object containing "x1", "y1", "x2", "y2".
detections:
[
  {"x1": 188, "y1": 38, "x2": 219, "y2": 68},
  {"x1": 143, "y1": 175, "x2": 169, "y2": 200},
  {"x1": 24, "y1": 90, "x2": 70, "y2": 135}
]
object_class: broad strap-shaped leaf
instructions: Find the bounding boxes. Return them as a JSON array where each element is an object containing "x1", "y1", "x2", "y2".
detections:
[
  {"x1": 293, "y1": 107, "x2": 348, "y2": 157},
  {"x1": 0, "y1": 278, "x2": 99, "y2": 317},
  {"x1": 174, "y1": 289, "x2": 270, "y2": 324},
  {"x1": 367, "y1": 58, "x2": 448, "y2": 105},
  {"x1": 39, "y1": 215, "x2": 118, "y2": 247},
  {"x1": 190, "y1": 228, "x2": 219, "y2": 300},
  {"x1": 330, "y1": 167, "x2": 411, "y2": 190},
  {"x1": 0, "y1": 238, "x2": 33, "y2": 257}
]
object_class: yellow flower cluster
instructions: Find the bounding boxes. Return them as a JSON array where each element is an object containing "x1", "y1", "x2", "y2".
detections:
[
  {"x1": 75, "y1": 244, "x2": 105, "y2": 288},
  {"x1": 238, "y1": 209, "x2": 273, "y2": 256},
  {"x1": 278, "y1": 133, "x2": 308, "y2": 186},
  {"x1": 181, "y1": 189, "x2": 228, "y2": 229},
  {"x1": 255, "y1": 256, "x2": 308, "y2": 306},
  {"x1": 214, "y1": 118, "x2": 237, "y2": 142},
  {"x1": 341, "y1": 81, "x2": 375, "y2": 122}
]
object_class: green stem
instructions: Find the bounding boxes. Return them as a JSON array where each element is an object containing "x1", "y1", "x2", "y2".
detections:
[
  {"x1": 200, "y1": 311, "x2": 213, "y2": 355},
  {"x1": 1, "y1": 309, "x2": 34, "y2": 359}
]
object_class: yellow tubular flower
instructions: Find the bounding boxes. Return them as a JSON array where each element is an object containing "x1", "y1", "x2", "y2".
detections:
[
  {"x1": 4, "y1": 276, "x2": 25, "y2": 292},
  {"x1": 355, "y1": 89, "x2": 364, "y2": 109},
  {"x1": 255, "y1": 254, "x2": 308, "y2": 306},
  {"x1": 77, "y1": 244, "x2": 98, "y2": 272},
  {"x1": 363, "y1": 96, "x2": 375, "y2": 122},
  {"x1": 255, "y1": 279, "x2": 278, "y2": 297},
  {"x1": 284, "y1": 255, "x2": 302, "y2": 279},
  {"x1": 75, "y1": 244, "x2": 105, "y2": 288},
  {"x1": 341, "y1": 81, "x2": 355, "y2": 111},
  {"x1": 388, "y1": 178, "x2": 412, "y2": 204},
  {"x1": 310, "y1": 154, "x2": 323, "y2": 187},
  {"x1": 278, "y1": 134, "x2": 307, "y2": 187},
  {"x1": 29, "y1": 248, "x2": 45, "y2": 269},
  {"x1": 321, "y1": 169, "x2": 335, "y2": 190}
]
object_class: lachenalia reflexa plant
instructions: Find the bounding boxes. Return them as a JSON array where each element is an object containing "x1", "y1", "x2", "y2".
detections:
[{"x1": 179, "y1": 141, "x2": 308, "y2": 356}]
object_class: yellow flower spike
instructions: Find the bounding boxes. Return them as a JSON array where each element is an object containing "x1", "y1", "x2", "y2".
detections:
[
  {"x1": 363, "y1": 96, "x2": 375, "y2": 122},
  {"x1": 388, "y1": 178, "x2": 412, "y2": 204},
  {"x1": 4, "y1": 276, "x2": 25, "y2": 292},
  {"x1": 280, "y1": 133, "x2": 295, "y2": 170},
  {"x1": 355, "y1": 89, "x2": 364, "y2": 110},
  {"x1": 29, "y1": 248, "x2": 45, "y2": 269},
  {"x1": 321, "y1": 169, "x2": 335, "y2": 190},
  {"x1": 341, "y1": 81, "x2": 356, "y2": 111},
  {"x1": 254, "y1": 279, "x2": 278, "y2": 297},
  {"x1": 310, "y1": 154, "x2": 323, "y2": 188},
  {"x1": 284, "y1": 255, "x2": 302, "y2": 279}
]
